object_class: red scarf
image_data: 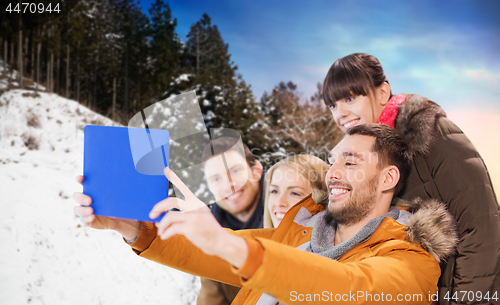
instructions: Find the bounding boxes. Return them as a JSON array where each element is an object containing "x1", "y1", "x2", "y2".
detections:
[{"x1": 377, "y1": 94, "x2": 406, "y2": 128}]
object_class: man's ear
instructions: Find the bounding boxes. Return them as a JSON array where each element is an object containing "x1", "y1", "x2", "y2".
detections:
[
  {"x1": 380, "y1": 165, "x2": 400, "y2": 192},
  {"x1": 251, "y1": 160, "x2": 263, "y2": 181},
  {"x1": 378, "y1": 82, "x2": 391, "y2": 106}
]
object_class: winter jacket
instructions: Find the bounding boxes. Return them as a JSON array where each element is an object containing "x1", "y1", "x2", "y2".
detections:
[
  {"x1": 128, "y1": 194, "x2": 457, "y2": 305},
  {"x1": 395, "y1": 94, "x2": 500, "y2": 304}
]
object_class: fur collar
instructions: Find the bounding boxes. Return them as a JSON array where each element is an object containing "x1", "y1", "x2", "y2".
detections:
[
  {"x1": 394, "y1": 197, "x2": 458, "y2": 263},
  {"x1": 313, "y1": 193, "x2": 458, "y2": 262},
  {"x1": 395, "y1": 94, "x2": 447, "y2": 155}
]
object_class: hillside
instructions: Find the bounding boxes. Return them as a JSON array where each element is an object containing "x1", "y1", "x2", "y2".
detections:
[{"x1": 0, "y1": 89, "x2": 200, "y2": 304}]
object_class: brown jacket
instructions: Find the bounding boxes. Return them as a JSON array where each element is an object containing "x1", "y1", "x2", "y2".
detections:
[{"x1": 396, "y1": 94, "x2": 500, "y2": 304}]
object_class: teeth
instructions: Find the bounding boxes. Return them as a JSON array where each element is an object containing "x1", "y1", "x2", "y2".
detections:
[
  {"x1": 275, "y1": 212, "x2": 285, "y2": 220},
  {"x1": 343, "y1": 119, "x2": 359, "y2": 129},
  {"x1": 330, "y1": 188, "x2": 349, "y2": 195},
  {"x1": 226, "y1": 191, "x2": 241, "y2": 200}
]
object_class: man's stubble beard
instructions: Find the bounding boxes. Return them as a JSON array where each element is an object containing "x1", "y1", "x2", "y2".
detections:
[
  {"x1": 225, "y1": 179, "x2": 261, "y2": 215},
  {"x1": 327, "y1": 173, "x2": 379, "y2": 226}
]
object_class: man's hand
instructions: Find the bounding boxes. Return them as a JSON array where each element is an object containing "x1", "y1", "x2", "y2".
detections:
[
  {"x1": 149, "y1": 167, "x2": 248, "y2": 268},
  {"x1": 73, "y1": 175, "x2": 141, "y2": 241}
]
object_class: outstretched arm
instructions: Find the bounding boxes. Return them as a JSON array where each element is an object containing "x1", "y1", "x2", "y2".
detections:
[
  {"x1": 144, "y1": 168, "x2": 440, "y2": 305},
  {"x1": 149, "y1": 167, "x2": 249, "y2": 269}
]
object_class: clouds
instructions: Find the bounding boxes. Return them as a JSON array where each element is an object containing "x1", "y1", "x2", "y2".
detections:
[
  {"x1": 141, "y1": 0, "x2": 500, "y2": 109},
  {"x1": 308, "y1": 16, "x2": 500, "y2": 108}
]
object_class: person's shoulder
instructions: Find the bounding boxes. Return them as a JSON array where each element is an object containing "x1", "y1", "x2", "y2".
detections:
[
  {"x1": 274, "y1": 194, "x2": 325, "y2": 231},
  {"x1": 395, "y1": 94, "x2": 447, "y2": 155},
  {"x1": 376, "y1": 198, "x2": 458, "y2": 263},
  {"x1": 293, "y1": 194, "x2": 326, "y2": 218}
]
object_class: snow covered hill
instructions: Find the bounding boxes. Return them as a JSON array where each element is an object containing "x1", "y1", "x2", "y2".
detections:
[{"x1": 0, "y1": 90, "x2": 200, "y2": 305}]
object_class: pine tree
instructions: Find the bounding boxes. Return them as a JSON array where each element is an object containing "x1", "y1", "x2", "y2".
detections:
[
  {"x1": 184, "y1": 13, "x2": 234, "y2": 85},
  {"x1": 148, "y1": 0, "x2": 181, "y2": 98},
  {"x1": 121, "y1": 1, "x2": 151, "y2": 115},
  {"x1": 176, "y1": 14, "x2": 250, "y2": 129}
]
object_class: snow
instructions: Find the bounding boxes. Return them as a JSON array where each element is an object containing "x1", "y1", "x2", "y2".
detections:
[
  {"x1": 174, "y1": 74, "x2": 192, "y2": 85},
  {"x1": 204, "y1": 110, "x2": 216, "y2": 121},
  {"x1": 105, "y1": 33, "x2": 124, "y2": 40},
  {"x1": 0, "y1": 60, "x2": 46, "y2": 92},
  {"x1": 0, "y1": 90, "x2": 200, "y2": 304}
]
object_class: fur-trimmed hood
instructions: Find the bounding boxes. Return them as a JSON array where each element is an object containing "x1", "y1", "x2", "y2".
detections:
[
  {"x1": 393, "y1": 197, "x2": 458, "y2": 263},
  {"x1": 313, "y1": 193, "x2": 458, "y2": 263},
  {"x1": 395, "y1": 94, "x2": 447, "y2": 154}
]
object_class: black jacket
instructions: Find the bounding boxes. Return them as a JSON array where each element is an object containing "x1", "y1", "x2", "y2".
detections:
[{"x1": 396, "y1": 94, "x2": 500, "y2": 304}]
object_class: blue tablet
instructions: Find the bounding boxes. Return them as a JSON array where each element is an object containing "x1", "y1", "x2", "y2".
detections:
[{"x1": 83, "y1": 125, "x2": 169, "y2": 222}]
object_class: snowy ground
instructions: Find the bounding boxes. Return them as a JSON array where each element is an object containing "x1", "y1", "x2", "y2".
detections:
[{"x1": 0, "y1": 90, "x2": 200, "y2": 305}]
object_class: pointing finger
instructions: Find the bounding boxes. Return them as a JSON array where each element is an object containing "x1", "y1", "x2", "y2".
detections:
[{"x1": 164, "y1": 167, "x2": 196, "y2": 201}]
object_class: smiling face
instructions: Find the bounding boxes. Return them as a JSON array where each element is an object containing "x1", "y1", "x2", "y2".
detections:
[
  {"x1": 325, "y1": 134, "x2": 382, "y2": 225},
  {"x1": 323, "y1": 53, "x2": 392, "y2": 132},
  {"x1": 204, "y1": 150, "x2": 262, "y2": 220},
  {"x1": 329, "y1": 94, "x2": 385, "y2": 132},
  {"x1": 327, "y1": 80, "x2": 392, "y2": 132},
  {"x1": 267, "y1": 166, "x2": 312, "y2": 227}
]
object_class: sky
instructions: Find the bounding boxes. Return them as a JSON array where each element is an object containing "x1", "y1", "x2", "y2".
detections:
[{"x1": 137, "y1": 0, "x2": 500, "y2": 113}]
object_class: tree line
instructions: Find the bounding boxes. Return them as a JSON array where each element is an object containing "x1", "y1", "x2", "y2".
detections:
[{"x1": 0, "y1": 0, "x2": 340, "y2": 167}]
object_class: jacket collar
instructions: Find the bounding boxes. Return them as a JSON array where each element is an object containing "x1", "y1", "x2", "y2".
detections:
[
  {"x1": 287, "y1": 195, "x2": 458, "y2": 263},
  {"x1": 395, "y1": 94, "x2": 447, "y2": 155}
]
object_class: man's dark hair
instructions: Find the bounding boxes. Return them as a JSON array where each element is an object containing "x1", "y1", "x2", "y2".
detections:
[
  {"x1": 322, "y1": 53, "x2": 392, "y2": 107},
  {"x1": 346, "y1": 124, "x2": 412, "y2": 195},
  {"x1": 201, "y1": 137, "x2": 257, "y2": 168}
]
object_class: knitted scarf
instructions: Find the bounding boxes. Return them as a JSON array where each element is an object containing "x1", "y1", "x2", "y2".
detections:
[
  {"x1": 307, "y1": 206, "x2": 400, "y2": 260},
  {"x1": 259, "y1": 206, "x2": 409, "y2": 305}
]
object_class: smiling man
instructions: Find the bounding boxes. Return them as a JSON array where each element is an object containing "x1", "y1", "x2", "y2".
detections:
[
  {"x1": 90, "y1": 124, "x2": 455, "y2": 305},
  {"x1": 73, "y1": 124, "x2": 459, "y2": 304},
  {"x1": 202, "y1": 138, "x2": 264, "y2": 227},
  {"x1": 196, "y1": 137, "x2": 264, "y2": 305}
]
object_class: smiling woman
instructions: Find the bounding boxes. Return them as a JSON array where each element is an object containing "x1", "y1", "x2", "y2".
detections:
[
  {"x1": 263, "y1": 154, "x2": 330, "y2": 228},
  {"x1": 322, "y1": 52, "x2": 500, "y2": 303}
]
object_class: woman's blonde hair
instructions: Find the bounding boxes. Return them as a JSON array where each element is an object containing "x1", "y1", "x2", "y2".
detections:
[{"x1": 263, "y1": 154, "x2": 330, "y2": 228}]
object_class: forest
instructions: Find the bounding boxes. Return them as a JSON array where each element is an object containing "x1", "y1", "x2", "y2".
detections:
[{"x1": 0, "y1": 0, "x2": 341, "y2": 167}]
